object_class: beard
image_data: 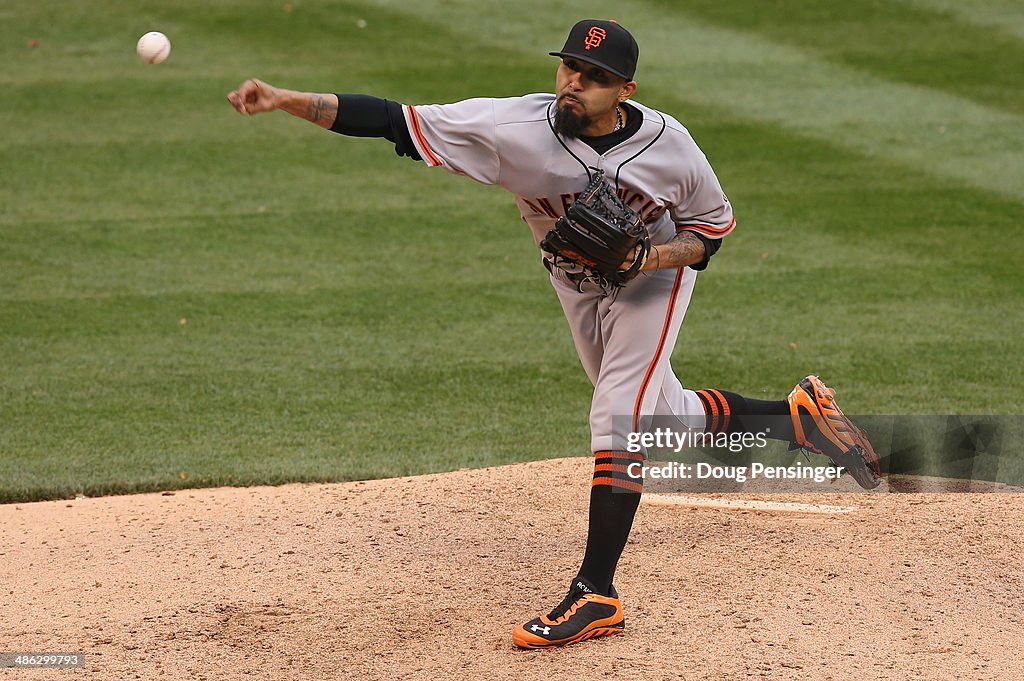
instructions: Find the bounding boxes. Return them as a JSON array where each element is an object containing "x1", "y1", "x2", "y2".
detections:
[{"x1": 553, "y1": 97, "x2": 592, "y2": 138}]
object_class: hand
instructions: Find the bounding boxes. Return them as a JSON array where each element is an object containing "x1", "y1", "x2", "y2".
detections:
[
  {"x1": 226, "y1": 79, "x2": 279, "y2": 115},
  {"x1": 641, "y1": 245, "x2": 660, "y2": 271},
  {"x1": 621, "y1": 244, "x2": 656, "y2": 271}
]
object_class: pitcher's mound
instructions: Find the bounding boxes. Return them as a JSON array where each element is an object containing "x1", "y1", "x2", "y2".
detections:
[{"x1": 2, "y1": 458, "x2": 1020, "y2": 680}]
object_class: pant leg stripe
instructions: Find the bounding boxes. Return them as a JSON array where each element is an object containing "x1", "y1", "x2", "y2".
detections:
[{"x1": 631, "y1": 268, "x2": 686, "y2": 434}]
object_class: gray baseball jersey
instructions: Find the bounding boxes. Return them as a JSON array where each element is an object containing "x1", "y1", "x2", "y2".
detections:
[
  {"x1": 404, "y1": 94, "x2": 733, "y2": 245},
  {"x1": 404, "y1": 93, "x2": 735, "y2": 451}
]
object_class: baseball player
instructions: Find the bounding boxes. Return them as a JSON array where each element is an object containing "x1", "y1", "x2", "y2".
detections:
[{"x1": 228, "y1": 18, "x2": 882, "y2": 649}]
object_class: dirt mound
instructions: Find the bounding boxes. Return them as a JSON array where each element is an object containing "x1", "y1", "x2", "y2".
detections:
[{"x1": 2, "y1": 458, "x2": 1020, "y2": 680}]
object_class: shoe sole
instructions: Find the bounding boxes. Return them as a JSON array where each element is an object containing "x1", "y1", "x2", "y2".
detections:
[
  {"x1": 796, "y1": 377, "x2": 882, "y2": 490},
  {"x1": 513, "y1": 621, "x2": 625, "y2": 649},
  {"x1": 828, "y1": 443, "x2": 882, "y2": 490}
]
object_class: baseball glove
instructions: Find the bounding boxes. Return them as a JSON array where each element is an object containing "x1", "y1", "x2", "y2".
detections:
[{"x1": 540, "y1": 170, "x2": 651, "y2": 288}]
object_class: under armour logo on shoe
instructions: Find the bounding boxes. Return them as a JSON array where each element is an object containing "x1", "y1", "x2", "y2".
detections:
[{"x1": 530, "y1": 624, "x2": 551, "y2": 635}]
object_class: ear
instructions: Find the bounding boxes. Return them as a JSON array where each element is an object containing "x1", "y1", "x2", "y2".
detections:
[{"x1": 619, "y1": 80, "x2": 638, "y2": 102}]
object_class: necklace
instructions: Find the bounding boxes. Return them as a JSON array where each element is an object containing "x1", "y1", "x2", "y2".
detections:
[{"x1": 613, "y1": 106, "x2": 624, "y2": 132}]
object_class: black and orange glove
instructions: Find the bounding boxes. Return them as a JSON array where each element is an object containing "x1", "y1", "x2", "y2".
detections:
[{"x1": 540, "y1": 170, "x2": 650, "y2": 288}]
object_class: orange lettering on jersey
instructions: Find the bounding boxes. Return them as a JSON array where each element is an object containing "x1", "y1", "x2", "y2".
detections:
[
  {"x1": 536, "y1": 198, "x2": 561, "y2": 219},
  {"x1": 532, "y1": 191, "x2": 658, "y2": 222},
  {"x1": 643, "y1": 205, "x2": 667, "y2": 223},
  {"x1": 584, "y1": 27, "x2": 607, "y2": 50},
  {"x1": 522, "y1": 199, "x2": 546, "y2": 217}
]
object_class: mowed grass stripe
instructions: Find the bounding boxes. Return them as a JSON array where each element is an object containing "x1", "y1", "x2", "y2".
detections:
[
  {"x1": 0, "y1": 1, "x2": 548, "y2": 141},
  {"x1": 0, "y1": 185, "x2": 525, "y2": 301},
  {"x1": 901, "y1": 0, "x2": 1024, "y2": 42},
  {"x1": 0, "y1": 362, "x2": 592, "y2": 504},
  {"x1": 362, "y1": 0, "x2": 1023, "y2": 202},
  {"x1": 0, "y1": 0, "x2": 410, "y2": 86},
  {"x1": 647, "y1": 0, "x2": 1024, "y2": 114}
]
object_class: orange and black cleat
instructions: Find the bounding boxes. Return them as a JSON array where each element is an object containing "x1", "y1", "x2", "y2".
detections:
[
  {"x1": 512, "y1": 578, "x2": 624, "y2": 649},
  {"x1": 788, "y1": 375, "x2": 882, "y2": 489}
]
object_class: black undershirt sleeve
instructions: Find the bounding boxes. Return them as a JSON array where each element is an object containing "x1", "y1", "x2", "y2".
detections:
[
  {"x1": 328, "y1": 94, "x2": 421, "y2": 161},
  {"x1": 684, "y1": 231, "x2": 722, "y2": 271}
]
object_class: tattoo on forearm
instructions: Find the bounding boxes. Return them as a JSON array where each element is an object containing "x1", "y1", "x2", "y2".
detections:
[
  {"x1": 306, "y1": 94, "x2": 332, "y2": 123},
  {"x1": 664, "y1": 231, "x2": 706, "y2": 268}
]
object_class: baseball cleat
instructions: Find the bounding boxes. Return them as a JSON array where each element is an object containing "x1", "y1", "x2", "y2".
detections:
[
  {"x1": 512, "y1": 578, "x2": 624, "y2": 649},
  {"x1": 787, "y1": 375, "x2": 882, "y2": 489}
]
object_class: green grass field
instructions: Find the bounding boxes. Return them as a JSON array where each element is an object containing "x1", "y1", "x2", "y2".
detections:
[{"x1": 2, "y1": 0, "x2": 1022, "y2": 502}]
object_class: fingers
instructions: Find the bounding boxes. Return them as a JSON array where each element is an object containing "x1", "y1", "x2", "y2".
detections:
[
  {"x1": 619, "y1": 245, "x2": 641, "y2": 271},
  {"x1": 227, "y1": 81, "x2": 251, "y2": 114},
  {"x1": 619, "y1": 244, "x2": 652, "y2": 272},
  {"x1": 226, "y1": 79, "x2": 267, "y2": 114},
  {"x1": 226, "y1": 90, "x2": 245, "y2": 113}
]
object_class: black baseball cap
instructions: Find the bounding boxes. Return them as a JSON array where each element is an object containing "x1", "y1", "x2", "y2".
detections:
[{"x1": 549, "y1": 19, "x2": 639, "y2": 81}]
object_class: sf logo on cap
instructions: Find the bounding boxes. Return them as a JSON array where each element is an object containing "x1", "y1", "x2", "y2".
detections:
[{"x1": 584, "y1": 26, "x2": 607, "y2": 50}]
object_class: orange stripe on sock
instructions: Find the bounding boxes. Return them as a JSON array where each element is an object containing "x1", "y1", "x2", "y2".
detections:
[
  {"x1": 593, "y1": 450, "x2": 645, "y2": 483},
  {"x1": 594, "y1": 450, "x2": 645, "y2": 462},
  {"x1": 710, "y1": 389, "x2": 731, "y2": 433},
  {"x1": 593, "y1": 463, "x2": 641, "y2": 476},
  {"x1": 698, "y1": 390, "x2": 719, "y2": 433},
  {"x1": 592, "y1": 477, "x2": 644, "y2": 493}
]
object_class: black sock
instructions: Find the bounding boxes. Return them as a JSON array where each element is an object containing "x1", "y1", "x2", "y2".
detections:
[
  {"x1": 576, "y1": 451, "x2": 643, "y2": 595},
  {"x1": 695, "y1": 389, "x2": 794, "y2": 442}
]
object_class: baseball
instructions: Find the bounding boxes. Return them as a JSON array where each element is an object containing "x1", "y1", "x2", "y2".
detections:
[{"x1": 136, "y1": 31, "x2": 171, "y2": 64}]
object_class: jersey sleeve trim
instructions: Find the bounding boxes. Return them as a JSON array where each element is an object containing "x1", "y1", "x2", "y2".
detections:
[
  {"x1": 676, "y1": 216, "x2": 736, "y2": 237},
  {"x1": 404, "y1": 105, "x2": 443, "y2": 167}
]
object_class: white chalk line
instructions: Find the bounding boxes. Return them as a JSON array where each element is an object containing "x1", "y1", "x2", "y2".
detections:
[{"x1": 642, "y1": 493, "x2": 858, "y2": 514}]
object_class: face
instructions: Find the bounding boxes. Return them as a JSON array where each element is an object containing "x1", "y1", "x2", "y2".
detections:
[{"x1": 554, "y1": 58, "x2": 635, "y2": 137}]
